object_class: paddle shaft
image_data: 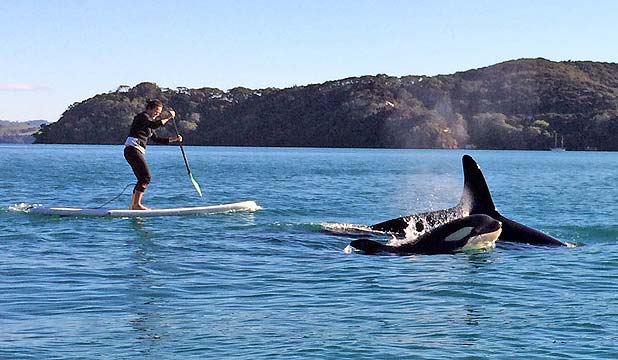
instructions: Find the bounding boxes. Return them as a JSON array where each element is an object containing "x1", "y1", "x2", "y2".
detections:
[
  {"x1": 170, "y1": 115, "x2": 202, "y2": 196},
  {"x1": 171, "y1": 117, "x2": 192, "y2": 176}
]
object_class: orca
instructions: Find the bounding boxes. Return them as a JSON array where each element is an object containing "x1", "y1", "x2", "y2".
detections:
[
  {"x1": 351, "y1": 214, "x2": 502, "y2": 255},
  {"x1": 370, "y1": 155, "x2": 567, "y2": 247}
]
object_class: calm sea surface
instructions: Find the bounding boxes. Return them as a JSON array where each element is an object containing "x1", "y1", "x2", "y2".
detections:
[{"x1": 1, "y1": 144, "x2": 618, "y2": 359}]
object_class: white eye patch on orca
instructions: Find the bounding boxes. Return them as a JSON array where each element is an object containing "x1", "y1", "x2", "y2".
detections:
[{"x1": 445, "y1": 227, "x2": 474, "y2": 242}]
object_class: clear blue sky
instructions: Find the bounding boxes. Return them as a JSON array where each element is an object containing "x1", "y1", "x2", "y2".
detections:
[{"x1": 1, "y1": 0, "x2": 617, "y2": 122}]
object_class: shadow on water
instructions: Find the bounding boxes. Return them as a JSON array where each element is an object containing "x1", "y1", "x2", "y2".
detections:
[{"x1": 126, "y1": 218, "x2": 167, "y2": 355}]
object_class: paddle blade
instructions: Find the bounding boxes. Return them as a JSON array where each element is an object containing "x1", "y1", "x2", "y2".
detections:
[{"x1": 190, "y1": 174, "x2": 202, "y2": 197}]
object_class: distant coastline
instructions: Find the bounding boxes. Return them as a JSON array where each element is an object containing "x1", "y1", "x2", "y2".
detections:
[
  {"x1": 34, "y1": 58, "x2": 618, "y2": 150},
  {"x1": 0, "y1": 120, "x2": 48, "y2": 144}
]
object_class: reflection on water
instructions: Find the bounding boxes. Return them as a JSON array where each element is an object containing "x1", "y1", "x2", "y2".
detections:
[
  {"x1": 464, "y1": 250, "x2": 496, "y2": 266},
  {"x1": 128, "y1": 218, "x2": 166, "y2": 353}
]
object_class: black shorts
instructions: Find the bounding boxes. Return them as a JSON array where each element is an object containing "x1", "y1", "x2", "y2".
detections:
[{"x1": 124, "y1": 146, "x2": 151, "y2": 192}]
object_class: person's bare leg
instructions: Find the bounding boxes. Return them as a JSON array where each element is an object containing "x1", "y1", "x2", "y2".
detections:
[{"x1": 129, "y1": 190, "x2": 150, "y2": 210}]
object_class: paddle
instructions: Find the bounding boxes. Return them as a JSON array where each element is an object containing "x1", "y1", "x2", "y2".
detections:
[{"x1": 170, "y1": 113, "x2": 202, "y2": 197}]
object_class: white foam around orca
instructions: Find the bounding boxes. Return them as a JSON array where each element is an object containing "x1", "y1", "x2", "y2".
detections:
[{"x1": 351, "y1": 214, "x2": 502, "y2": 255}]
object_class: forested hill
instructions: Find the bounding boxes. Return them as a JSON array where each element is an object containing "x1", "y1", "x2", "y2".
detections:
[{"x1": 34, "y1": 58, "x2": 618, "y2": 150}]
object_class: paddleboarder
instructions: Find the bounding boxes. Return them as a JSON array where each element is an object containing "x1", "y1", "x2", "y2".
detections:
[{"x1": 124, "y1": 99, "x2": 182, "y2": 210}]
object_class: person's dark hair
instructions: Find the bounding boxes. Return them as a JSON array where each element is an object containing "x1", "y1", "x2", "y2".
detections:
[{"x1": 146, "y1": 99, "x2": 163, "y2": 110}]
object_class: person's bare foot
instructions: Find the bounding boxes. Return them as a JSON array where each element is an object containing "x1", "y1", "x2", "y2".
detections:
[{"x1": 130, "y1": 204, "x2": 150, "y2": 210}]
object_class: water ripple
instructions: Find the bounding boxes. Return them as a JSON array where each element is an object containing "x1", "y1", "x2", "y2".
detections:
[{"x1": 2, "y1": 146, "x2": 618, "y2": 358}]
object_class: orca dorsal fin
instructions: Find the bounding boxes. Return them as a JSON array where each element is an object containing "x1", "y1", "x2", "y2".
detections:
[{"x1": 458, "y1": 155, "x2": 497, "y2": 215}]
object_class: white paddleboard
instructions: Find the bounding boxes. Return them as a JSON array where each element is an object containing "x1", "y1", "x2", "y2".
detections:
[{"x1": 28, "y1": 201, "x2": 261, "y2": 217}]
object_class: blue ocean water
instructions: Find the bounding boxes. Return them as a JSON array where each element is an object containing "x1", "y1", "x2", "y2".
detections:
[{"x1": 1, "y1": 144, "x2": 618, "y2": 359}]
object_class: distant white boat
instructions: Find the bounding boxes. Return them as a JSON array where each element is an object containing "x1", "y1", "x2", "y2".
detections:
[{"x1": 550, "y1": 132, "x2": 566, "y2": 151}]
